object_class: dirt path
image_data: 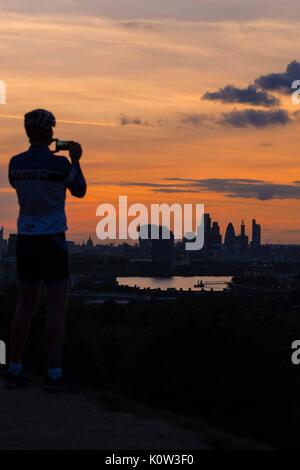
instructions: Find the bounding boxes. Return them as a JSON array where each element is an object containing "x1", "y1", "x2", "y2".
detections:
[{"x1": 0, "y1": 384, "x2": 209, "y2": 450}]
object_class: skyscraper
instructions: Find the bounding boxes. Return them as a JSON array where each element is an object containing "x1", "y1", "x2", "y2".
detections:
[
  {"x1": 224, "y1": 223, "x2": 236, "y2": 250},
  {"x1": 238, "y1": 220, "x2": 249, "y2": 250},
  {"x1": 211, "y1": 221, "x2": 222, "y2": 245},
  {"x1": 204, "y1": 213, "x2": 212, "y2": 248},
  {"x1": 251, "y1": 219, "x2": 261, "y2": 248},
  {"x1": 139, "y1": 224, "x2": 153, "y2": 258}
]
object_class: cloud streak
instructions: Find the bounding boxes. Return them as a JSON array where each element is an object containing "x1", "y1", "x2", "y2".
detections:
[{"x1": 116, "y1": 178, "x2": 300, "y2": 201}]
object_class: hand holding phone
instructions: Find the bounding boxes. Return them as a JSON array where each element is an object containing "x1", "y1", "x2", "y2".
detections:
[
  {"x1": 53, "y1": 139, "x2": 82, "y2": 162},
  {"x1": 69, "y1": 142, "x2": 82, "y2": 162}
]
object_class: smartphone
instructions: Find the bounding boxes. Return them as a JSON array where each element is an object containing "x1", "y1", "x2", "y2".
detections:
[{"x1": 52, "y1": 139, "x2": 72, "y2": 153}]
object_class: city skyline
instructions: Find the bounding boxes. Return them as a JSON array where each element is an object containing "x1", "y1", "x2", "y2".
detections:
[{"x1": 0, "y1": 216, "x2": 263, "y2": 248}]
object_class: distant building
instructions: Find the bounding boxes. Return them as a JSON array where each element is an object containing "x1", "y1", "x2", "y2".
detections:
[
  {"x1": 184, "y1": 231, "x2": 196, "y2": 243},
  {"x1": 211, "y1": 221, "x2": 222, "y2": 246},
  {"x1": 236, "y1": 220, "x2": 249, "y2": 250},
  {"x1": 7, "y1": 234, "x2": 17, "y2": 258},
  {"x1": 202, "y1": 214, "x2": 222, "y2": 249},
  {"x1": 251, "y1": 219, "x2": 261, "y2": 248},
  {"x1": 224, "y1": 222, "x2": 236, "y2": 250},
  {"x1": 139, "y1": 224, "x2": 174, "y2": 271},
  {"x1": 139, "y1": 225, "x2": 153, "y2": 258},
  {"x1": 86, "y1": 236, "x2": 94, "y2": 249},
  {"x1": 152, "y1": 227, "x2": 174, "y2": 270},
  {"x1": 204, "y1": 213, "x2": 212, "y2": 248},
  {"x1": 0, "y1": 227, "x2": 5, "y2": 260}
]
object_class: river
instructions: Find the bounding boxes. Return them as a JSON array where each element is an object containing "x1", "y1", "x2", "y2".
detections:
[{"x1": 117, "y1": 276, "x2": 232, "y2": 292}]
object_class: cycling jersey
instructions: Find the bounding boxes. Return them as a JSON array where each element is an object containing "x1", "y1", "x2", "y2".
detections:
[{"x1": 8, "y1": 144, "x2": 86, "y2": 235}]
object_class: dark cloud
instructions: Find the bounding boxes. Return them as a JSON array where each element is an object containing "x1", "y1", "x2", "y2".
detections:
[
  {"x1": 202, "y1": 85, "x2": 279, "y2": 107},
  {"x1": 117, "y1": 181, "x2": 167, "y2": 187},
  {"x1": 152, "y1": 188, "x2": 199, "y2": 193},
  {"x1": 165, "y1": 177, "x2": 264, "y2": 184},
  {"x1": 120, "y1": 114, "x2": 149, "y2": 126},
  {"x1": 116, "y1": 178, "x2": 300, "y2": 200},
  {"x1": 220, "y1": 108, "x2": 290, "y2": 128},
  {"x1": 255, "y1": 60, "x2": 300, "y2": 93}
]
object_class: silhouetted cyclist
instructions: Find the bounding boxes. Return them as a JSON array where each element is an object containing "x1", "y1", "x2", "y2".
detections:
[{"x1": 5, "y1": 109, "x2": 87, "y2": 392}]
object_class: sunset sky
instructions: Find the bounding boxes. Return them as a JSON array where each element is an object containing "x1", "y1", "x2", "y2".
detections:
[{"x1": 2, "y1": 1, "x2": 300, "y2": 243}]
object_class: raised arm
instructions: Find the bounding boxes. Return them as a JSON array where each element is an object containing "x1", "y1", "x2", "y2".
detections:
[
  {"x1": 66, "y1": 142, "x2": 87, "y2": 198},
  {"x1": 8, "y1": 158, "x2": 16, "y2": 189}
]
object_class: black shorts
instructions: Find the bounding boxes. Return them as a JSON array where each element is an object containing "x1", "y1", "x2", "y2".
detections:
[{"x1": 17, "y1": 233, "x2": 70, "y2": 285}]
